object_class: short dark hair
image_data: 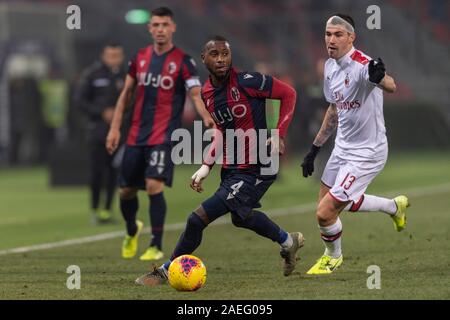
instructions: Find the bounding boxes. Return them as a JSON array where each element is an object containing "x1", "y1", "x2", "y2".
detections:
[
  {"x1": 206, "y1": 35, "x2": 228, "y2": 43},
  {"x1": 333, "y1": 13, "x2": 355, "y2": 29},
  {"x1": 151, "y1": 7, "x2": 173, "y2": 18},
  {"x1": 203, "y1": 35, "x2": 229, "y2": 52},
  {"x1": 103, "y1": 42, "x2": 122, "y2": 49}
]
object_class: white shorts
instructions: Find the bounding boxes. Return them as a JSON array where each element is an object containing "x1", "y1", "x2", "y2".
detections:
[{"x1": 321, "y1": 150, "x2": 387, "y2": 203}]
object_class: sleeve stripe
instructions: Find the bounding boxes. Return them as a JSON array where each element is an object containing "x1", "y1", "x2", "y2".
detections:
[{"x1": 259, "y1": 74, "x2": 266, "y2": 91}]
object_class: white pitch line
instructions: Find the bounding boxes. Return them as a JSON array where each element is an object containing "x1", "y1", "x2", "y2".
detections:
[{"x1": 0, "y1": 182, "x2": 449, "y2": 256}]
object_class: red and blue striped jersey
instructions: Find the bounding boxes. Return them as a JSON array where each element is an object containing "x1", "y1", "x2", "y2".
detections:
[
  {"x1": 126, "y1": 45, "x2": 200, "y2": 146},
  {"x1": 201, "y1": 68, "x2": 297, "y2": 169}
]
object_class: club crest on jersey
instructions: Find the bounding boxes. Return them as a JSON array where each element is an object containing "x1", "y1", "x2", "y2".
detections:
[
  {"x1": 230, "y1": 87, "x2": 240, "y2": 102},
  {"x1": 168, "y1": 62, "x2": 177, "y2": 74},
  {"x1": 140, "y1": 60, "x2": 146, "y2": 68},
  {"x1": 344, "y1": 73, "x2": 350, "y2": 87}
]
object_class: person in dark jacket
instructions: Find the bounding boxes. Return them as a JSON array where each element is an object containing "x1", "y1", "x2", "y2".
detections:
[{"x1": 76, "y1": 43, "x2": 126, "y2": 224}]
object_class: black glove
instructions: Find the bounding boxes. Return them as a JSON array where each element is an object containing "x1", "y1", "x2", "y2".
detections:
[
  {"x1": 368, "y1": 58, "x2": 386, "y2": 84},
  {"x1": 301, "y1": 144, "x2": 321, "y2": 178}
]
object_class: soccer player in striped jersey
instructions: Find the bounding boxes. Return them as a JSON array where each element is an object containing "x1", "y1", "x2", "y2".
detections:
[
  {"x1": 134, "y1": 36, "x2": 304, "y2": 286},
  {"x1": 106, "y1": 7, "x2": 214, "y2": 261},
  {"x1": 301, "y1": 14, "x2": 409, "y2": 275}
]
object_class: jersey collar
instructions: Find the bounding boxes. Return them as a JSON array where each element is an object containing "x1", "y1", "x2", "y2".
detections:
[
  {"x1": 152, "y1": 45, "x2": 176, "y2": 57},
  {"x1": 336, "y1": 46, "x2": 356, "y2": 67},
  {"x1": 208, "y1": 67, "x2": 235, "y2": 89}
]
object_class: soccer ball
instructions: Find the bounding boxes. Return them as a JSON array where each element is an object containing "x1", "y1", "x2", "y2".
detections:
[{"x1": 168, "y1": 255, "x2": 207, "y2": 291}]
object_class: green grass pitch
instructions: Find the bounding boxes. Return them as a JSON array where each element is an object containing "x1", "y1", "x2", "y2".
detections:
[{"x1": 0, "y1": 152, "x2": 449, "y2": 299}]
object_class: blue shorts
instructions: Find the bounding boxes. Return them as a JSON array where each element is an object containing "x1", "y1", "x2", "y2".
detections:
[
  {"x1": 119, "y1": 144, "x2": 174, "y2": 189},
  {"x1": 212, "y1": 167, "x2": 277, "y2": 220}
]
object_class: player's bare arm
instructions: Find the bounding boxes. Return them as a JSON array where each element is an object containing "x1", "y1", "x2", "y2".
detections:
[
  {"x1": 190, "y1": 128, "x2": 219, "y2": 193},
  {"x1": 106, "y1": 74, "x2": 136, "y2": 154},
  {"x1": 188, "y1": 86, "x2": 215, "y2": 128},
  {"x1": 378, "y1": 73, "x2": 397, "y2": 93},
  {"x1": 313, "y1": 103, "x2": 338, "y2": 147}
]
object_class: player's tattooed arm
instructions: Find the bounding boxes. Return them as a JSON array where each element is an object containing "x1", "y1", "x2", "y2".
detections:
[
  {"x1": 378, "y1": 74, "x2": 397, "y2": 93},
  {"x1": 313, "y1": 104, "x2": 338, "y2": 147}
]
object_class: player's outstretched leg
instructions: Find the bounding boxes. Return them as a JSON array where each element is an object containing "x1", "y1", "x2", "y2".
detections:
[
  {"x1": 344, "y1": 194, "x2": 409, "y2": 231},
  {"x1": 135, "y1": 196, "x2": 228, "y2": 286},
  {"x1": 231, "y1": 210, "x2": 305, "y2": 276},
  {"x1": 135, "y1": 213, "x2": 210, "y2": 286}
]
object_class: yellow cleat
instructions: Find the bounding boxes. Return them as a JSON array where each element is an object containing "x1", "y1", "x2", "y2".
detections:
[
  {"x1": 306, "y1": 254, "x2": 343, "y2": 275},
  {"x1": 139, "y1": 246, "x2": 164, "y2": 261},
  {"x1": 121, "y1": 220, "x2": 144, "y2": 259},
  {"x1": 98, "y1": 209, "x2": 112, "y2": 222},
  {"x1": 392, "y1": 195, "x2": 409, "y2": 232}
]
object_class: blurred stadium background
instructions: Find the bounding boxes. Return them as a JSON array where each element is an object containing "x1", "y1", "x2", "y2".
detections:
[
  {"x1": 0, "y1": 0, "x2": 448, "y2": 299},
  {"x1": 0, "y1": 0, "x2": 448, "y2": 170}
]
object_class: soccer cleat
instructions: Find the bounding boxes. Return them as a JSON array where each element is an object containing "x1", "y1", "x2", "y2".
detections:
[
  {"x1": 392, "y1": 195, "x2": 409, "y2": 232},
  {"x1": 121, "y1": 220, "x2": 144, "y2": 259},
  {"x1": 98, "y1": 209, "x2": 112, "y2": 223},
  {"x1": 306, "y1": 254, "x2": 343, "y2": 275},
  {"x1": 280, "y1": 232, "x2": 305, "y2": 276},
  {"x1": 139, "y1": 246, "x2": 164, "y2": 261},
  {"x1": 135, "y1": 266, "x2": 168, "y2": 286}
]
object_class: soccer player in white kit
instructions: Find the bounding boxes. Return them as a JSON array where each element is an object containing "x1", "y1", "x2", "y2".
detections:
[{"x1": 301, "y1": 14, "x2": 410, "y2": 275}]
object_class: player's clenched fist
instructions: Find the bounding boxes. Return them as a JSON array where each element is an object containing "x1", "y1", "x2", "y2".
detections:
[
  {"x1": 368, "y1": 58, "x2": 386, "y2": 84},
  {"x1": 190, "y1": 165, "x2": 211, "y2": 193},
  {"x1": 301, "y1": 144, "x2": 321, "y2": 178},
  {"x1": 106, "y1": 128, "x2": 120, "y2": 155}
]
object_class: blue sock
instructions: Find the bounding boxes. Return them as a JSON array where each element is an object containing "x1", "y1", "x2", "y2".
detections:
[
  {"x1": 168, "y1": 195, "x2": 227, "y2": 263},
  {"x1": 171, "y1": 213, "x2": 207, "y2": 260},
  {"x1": 231, "y1": 210, "x2": 283, "y2": 242},
  {"x1": 120, "y1": 197, "x2": 138, "y2": 236},
  {"x1": 149, "y1": 192, "x2": 166, "y2": 250},
  {"x1": 163, "y1": 260, "x2": 171, "y2": 270},
  {"x1": 277, "y1": 229, "x2": 289, "y2": 244}
]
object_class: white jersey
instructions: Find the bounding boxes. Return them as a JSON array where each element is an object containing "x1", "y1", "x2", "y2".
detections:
[{"x1": 323, "y1": 47, "x2": 388, "y2": 161}]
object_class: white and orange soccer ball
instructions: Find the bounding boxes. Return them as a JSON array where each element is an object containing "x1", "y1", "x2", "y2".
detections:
[{"x1": 168, "y1": 255, "x2": 207, "y2": 291}]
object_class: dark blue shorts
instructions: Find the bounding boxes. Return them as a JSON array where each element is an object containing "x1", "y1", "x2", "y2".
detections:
[
  {"x1": 119, "y1": 144, "x2": 174, "y2": 189},
  {"x1": 212, "y1": 167, "x2": 277, "y2": 220}
]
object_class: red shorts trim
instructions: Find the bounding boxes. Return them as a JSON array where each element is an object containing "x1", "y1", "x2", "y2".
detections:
[{"x1": 350, "y1": 195, "x2": 365, "y2": 212}]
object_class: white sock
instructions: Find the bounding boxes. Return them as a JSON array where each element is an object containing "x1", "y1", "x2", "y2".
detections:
[
  {"x1": 319, "y1": 218, "x2": 342, "y2": 258},
  {"x1": 281, "y1": 233, "x2": 293, "y2": 249},
  {"x1": 345, "y1": 194, "x2": 397, "y2": 215}
]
